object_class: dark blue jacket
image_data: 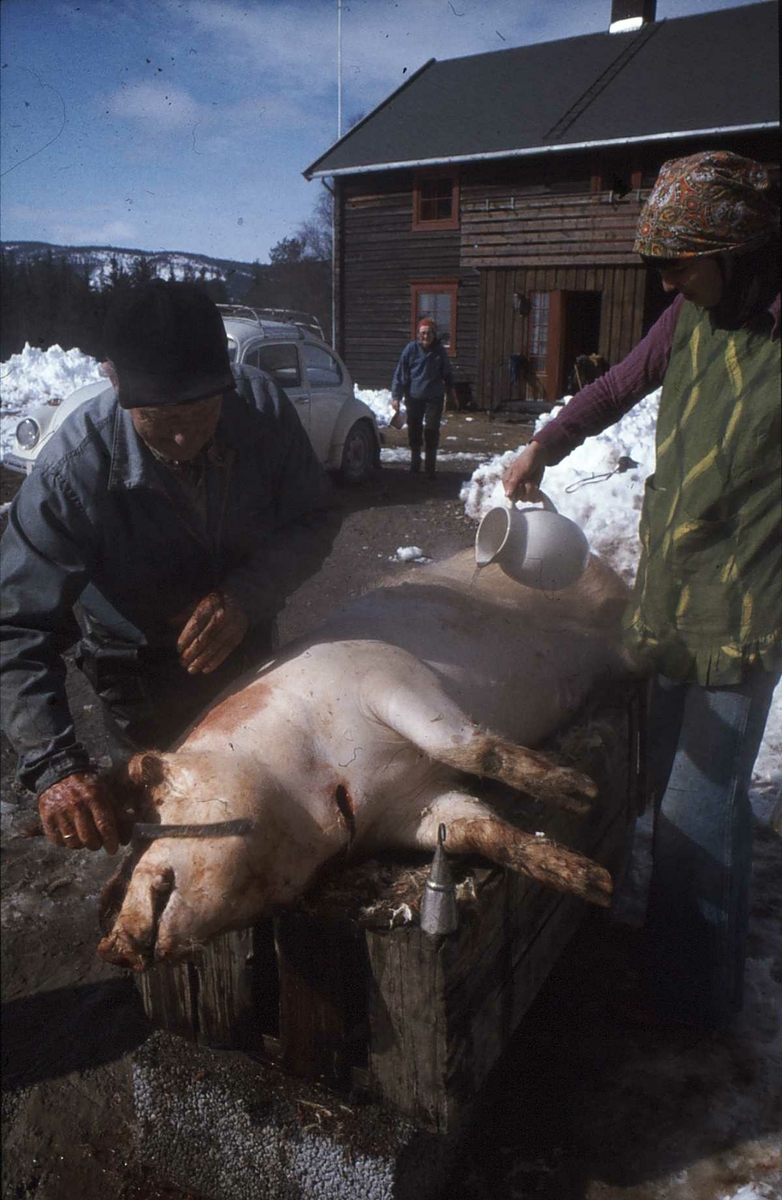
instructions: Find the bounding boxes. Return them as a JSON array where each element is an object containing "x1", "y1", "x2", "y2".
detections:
[
  {"x1": 391, "y1": 339, "x2": 453, "y2": 402},
  {"x1": 0, "y1": 367, "x2": 341, "y2": 794}
]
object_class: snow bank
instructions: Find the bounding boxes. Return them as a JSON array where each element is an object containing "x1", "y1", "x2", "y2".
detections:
[{"x1": 0, "y1": 343, "x2": 103, "y2": 456}]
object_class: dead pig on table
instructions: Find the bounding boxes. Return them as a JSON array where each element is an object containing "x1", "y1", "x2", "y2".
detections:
[{"x1": 98, "y1": 548, "x2": 641, "y2": 971}]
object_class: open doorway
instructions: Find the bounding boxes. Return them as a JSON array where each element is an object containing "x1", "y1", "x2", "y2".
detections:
[{"x1": 545, "y1": 290, "x2": 604, "y2": 399}]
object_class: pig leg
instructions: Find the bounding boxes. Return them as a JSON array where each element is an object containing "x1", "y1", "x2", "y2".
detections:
[
  {"x1": 97, "y1": 860, "x2": 175, "y2": 971},
  {"x1": 412, "y1": 792, "x2": 612, "y2": 907},
  {"x1": 364, "y1": 662, "x2": 596, "y2": 812}
]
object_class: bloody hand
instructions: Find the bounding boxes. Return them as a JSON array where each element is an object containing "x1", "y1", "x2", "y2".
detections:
[
  {"x1": 38, "y1": 772, "x2": 120, "y2": 854},
  {"x1": 174, "y1": 590, "x2": 250, "y2": 675}
]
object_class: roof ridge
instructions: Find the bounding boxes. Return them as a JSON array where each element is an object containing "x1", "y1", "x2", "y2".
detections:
[{"x1": 543, "y1": 19, "x2": 662, "y2": 144}]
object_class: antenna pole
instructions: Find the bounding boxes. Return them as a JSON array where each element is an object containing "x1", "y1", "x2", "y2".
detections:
[{"x1": 337, "y1": 0, "x2": 343, "y2": 138}]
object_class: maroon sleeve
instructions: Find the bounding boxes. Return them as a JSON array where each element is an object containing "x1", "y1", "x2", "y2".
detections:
[{"x1": 534, "y1": 293, "x2": 685, "y2": 465}]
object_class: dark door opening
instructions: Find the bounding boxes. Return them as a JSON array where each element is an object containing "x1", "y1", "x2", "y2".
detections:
[{"x1": 546, "y1": 290, "x2": 603, "y2": 400}]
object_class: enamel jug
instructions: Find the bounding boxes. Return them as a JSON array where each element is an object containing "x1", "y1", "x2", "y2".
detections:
[{"x1": 475, "y1": 491, "x2": 589, "y2": 591}]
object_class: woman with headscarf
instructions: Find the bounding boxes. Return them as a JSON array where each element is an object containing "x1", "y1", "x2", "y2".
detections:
[{"x1": 503, "y1": 151, "x2": 780, "y2": 1030}]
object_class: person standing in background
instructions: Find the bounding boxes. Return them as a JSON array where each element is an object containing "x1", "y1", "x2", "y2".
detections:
[{"x1": 391, "y1": 318, "x2": 457, "y2": 479}]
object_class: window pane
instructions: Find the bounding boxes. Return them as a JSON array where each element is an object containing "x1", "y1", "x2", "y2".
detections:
[
  {"x1": 416, "y1": 292, "x2": 452, "y2": 347},
  {"x1": 303, "y1": 344, "x2": 342, "y2": 388},
  {"x1": 528, "y1": 292, "x2": 550, "y2": 372},
  {"x1": 250, "y1": 344, "x2": 301, "y2": 387},
  {"x1": 418, "y1": 177, "x2": 454, "y2": 222}
]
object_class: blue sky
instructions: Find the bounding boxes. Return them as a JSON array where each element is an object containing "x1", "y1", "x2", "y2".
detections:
[{"x1": 0, "y1": 0, "x2": 763, "y2": 264}]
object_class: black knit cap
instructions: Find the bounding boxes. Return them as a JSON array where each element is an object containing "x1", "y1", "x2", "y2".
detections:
[{"x1": 102, "y1": 280, "x2": 234, "y2": 408}]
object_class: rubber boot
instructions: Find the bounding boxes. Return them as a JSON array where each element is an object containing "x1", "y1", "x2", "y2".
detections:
[
  {"x1": 410, "y1": 447, "x2": 421, "y2": 474},
  {"x1": 424, "y1": 430, "x2": 438, "y2": 480}
]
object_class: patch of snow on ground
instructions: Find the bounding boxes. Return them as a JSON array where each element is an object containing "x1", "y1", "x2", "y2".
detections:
[{"x1": 390, "y1": 545, "x2": 431, "y2": 563}]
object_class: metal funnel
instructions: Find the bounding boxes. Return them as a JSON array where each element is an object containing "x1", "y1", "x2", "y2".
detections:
[{"x1": 420, "y1": 824, "x2": 458, "y2": 937}]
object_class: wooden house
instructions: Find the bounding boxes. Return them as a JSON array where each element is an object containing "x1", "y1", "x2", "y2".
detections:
[{"x1": 304, "y1": 0, "x2": 779, "y2": 408}]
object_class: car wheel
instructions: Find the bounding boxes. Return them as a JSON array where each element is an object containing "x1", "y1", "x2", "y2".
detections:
[{"x1": 339, "y1": 421, "x2": 376, "y2": 484}]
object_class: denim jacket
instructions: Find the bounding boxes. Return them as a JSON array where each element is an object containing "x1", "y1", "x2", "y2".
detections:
[{"x1": 0, "y1": 366, "x2": 341, "y2": 794}]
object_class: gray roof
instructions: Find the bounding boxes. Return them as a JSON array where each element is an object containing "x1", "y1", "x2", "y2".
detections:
[{"x1": 304, "y1": 2, "x2": 779, "y2": 178}]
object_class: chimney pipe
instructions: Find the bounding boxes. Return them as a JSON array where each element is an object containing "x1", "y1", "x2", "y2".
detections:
[{"x1": 609, "y1": 0, "x2": 656, "y2": 33}]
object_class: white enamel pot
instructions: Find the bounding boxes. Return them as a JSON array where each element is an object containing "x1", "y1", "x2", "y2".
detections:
[{"x1": 475, "y1": 491, "x2": 589, "y2": 591}]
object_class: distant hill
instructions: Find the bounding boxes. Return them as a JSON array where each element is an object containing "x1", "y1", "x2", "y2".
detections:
[
  {"x1": 0, "y1": 241, "x2": 332, "y2": 358},
  {"x1": 0, "y1": 240, "x2": 261, "y2": 303}
]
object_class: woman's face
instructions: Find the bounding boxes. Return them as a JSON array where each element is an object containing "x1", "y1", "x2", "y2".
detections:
[{"x1": 656, "y1": 257, "x2": 723, "y2": 308}]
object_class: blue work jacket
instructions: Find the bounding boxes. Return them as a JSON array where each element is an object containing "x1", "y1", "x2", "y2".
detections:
[{"x1": 391, "y1": 339, "x2": 454, "y2": 402}]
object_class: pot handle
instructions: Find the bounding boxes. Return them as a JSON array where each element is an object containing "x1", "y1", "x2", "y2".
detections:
[{"x1": 503, "y1": 490, "x2": 558, "y2": 514}]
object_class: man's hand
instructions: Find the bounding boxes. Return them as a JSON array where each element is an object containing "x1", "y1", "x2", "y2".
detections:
[
  {"x1": 502, "y1": 440, "x2": 548, "y2": 502},
  {"x1": 38, "y1": 772, "x2": 120, "y2": 854},
  {"x1": 174, "y1": 590, "x2": 250, "y2": 675}
]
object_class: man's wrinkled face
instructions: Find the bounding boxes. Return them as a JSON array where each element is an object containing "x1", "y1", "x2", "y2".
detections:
[
  {"x1": 655, "y1": 257, "x2": 723, "y2": 308},
  {"x1": 129, "y1": 394, "x2": 223, "y2": 461},
  {"x1": 417, "y1": 323, "x2": 435, "y2": 349}
]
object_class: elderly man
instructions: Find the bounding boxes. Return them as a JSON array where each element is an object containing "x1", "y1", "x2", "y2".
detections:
[
  {"x1": 1, "y1": 280, "x2": 341, "y2": 855},
  {"x1": 391, "y1": 318, "x2": 457, "y2": 479}
]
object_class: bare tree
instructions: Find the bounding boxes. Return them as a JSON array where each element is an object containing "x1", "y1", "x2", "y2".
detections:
[{"x1": 294, "y1": 189, "x2": 333, "y2": 262}]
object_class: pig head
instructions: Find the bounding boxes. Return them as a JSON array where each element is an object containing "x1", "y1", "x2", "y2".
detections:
[{"x1": 99, "y1": 550, "x2": 642, "y2": 971}]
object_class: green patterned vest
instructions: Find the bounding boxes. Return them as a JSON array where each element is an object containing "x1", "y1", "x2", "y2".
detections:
[{"x1": 624, "y1": 300, "x2": 781, "y2": 685}]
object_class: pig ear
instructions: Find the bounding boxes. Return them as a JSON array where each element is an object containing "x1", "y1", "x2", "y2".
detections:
[{"x1": 127, "y1": 751, "x2": 168, "y2": 788}]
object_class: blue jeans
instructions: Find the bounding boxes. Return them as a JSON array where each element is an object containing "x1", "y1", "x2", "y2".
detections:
[{"x1": 645, "y1": 668, "x2": 779, "y2": 1027}]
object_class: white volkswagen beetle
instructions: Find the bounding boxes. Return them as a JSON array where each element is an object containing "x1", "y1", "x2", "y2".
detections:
[{"x1": 5, "y1": 309, "x2": 381, "y2": 484}]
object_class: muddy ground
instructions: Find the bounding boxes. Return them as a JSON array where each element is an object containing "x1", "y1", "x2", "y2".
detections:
[{"x1": 2, "y1": 412, "x2": 781, "y2": 1200}]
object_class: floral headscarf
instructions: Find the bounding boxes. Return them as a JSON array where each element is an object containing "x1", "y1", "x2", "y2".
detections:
[{"x1": 634, "y1": 151, "x2": 777, "y2": 259}]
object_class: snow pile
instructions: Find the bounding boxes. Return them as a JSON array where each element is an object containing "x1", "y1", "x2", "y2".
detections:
[
  {"x1": 355, "y1": 386, "x2": 397, "y2": 427},
  {"x1": 461, "y1": 389, "x2": 660, "y2": 585},
  {"x1": 0, "y1": 343, "x2": 103, "y2": 456}
]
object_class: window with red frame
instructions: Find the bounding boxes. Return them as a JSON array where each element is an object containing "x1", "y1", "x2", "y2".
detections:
[
  {"x1": 411, "y1": 280, "x2": 459, "y2": 355},
  {"x1": 412, "y1": 172, "x2": 460, "y2": 230}
]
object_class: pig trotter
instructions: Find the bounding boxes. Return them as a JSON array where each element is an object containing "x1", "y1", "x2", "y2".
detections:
[
  {"x1": 443, "y1": 734, "x2": 598, "y2": 813},
  {"x1": 97, "y1": 865, "x2": 175, "y2": 971},
  {"x1": 447, "y1": 816, "x2": 612, "y2": 907}
]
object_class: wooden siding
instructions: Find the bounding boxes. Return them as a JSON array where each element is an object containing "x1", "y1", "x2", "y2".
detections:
[
  {"x1": 478, "y1": 264, "x2": 646, "y2": 407},
  {"x1": 461, "y1": 186, "x2": 652, "y2": 270},
  {"x1": 333, "y1": 135, "x2": 777, "y2": 399},
  {"x1": 340, "y1": 174, "x2": 478, "y2": 395}
]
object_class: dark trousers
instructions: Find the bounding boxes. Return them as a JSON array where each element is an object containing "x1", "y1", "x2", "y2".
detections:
[
  {"x1": 405, "y1": 395, "x2": 444, "y2": 453},
  {"x1": 77, "y1": 622, "x2": 277, "y2": 765}
]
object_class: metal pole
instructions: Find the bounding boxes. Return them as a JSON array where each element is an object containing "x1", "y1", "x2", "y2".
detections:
[
  {"x1": 337, "y1": 0, "x2": 343, "y2": 139},
  {"x1": 321, "y1": 179, "x2": 337, "y2": 349}
]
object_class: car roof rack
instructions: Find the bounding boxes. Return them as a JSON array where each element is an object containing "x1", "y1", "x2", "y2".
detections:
[{"x1": 217, "y1": 305, "x2": 324, "y2": 340}]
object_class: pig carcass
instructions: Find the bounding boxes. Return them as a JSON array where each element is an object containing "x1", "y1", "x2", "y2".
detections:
[{"x1": 98, "y1": 549, "x2": 639, "y2": 971}]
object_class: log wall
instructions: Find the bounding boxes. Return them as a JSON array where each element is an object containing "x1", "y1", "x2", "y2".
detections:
[
  {"x1": 340, "y1": 172, "x2": 477, "y2": 397},
  {"x1": 335, "y1": 135, "x2": 777, "y2": 398}
]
